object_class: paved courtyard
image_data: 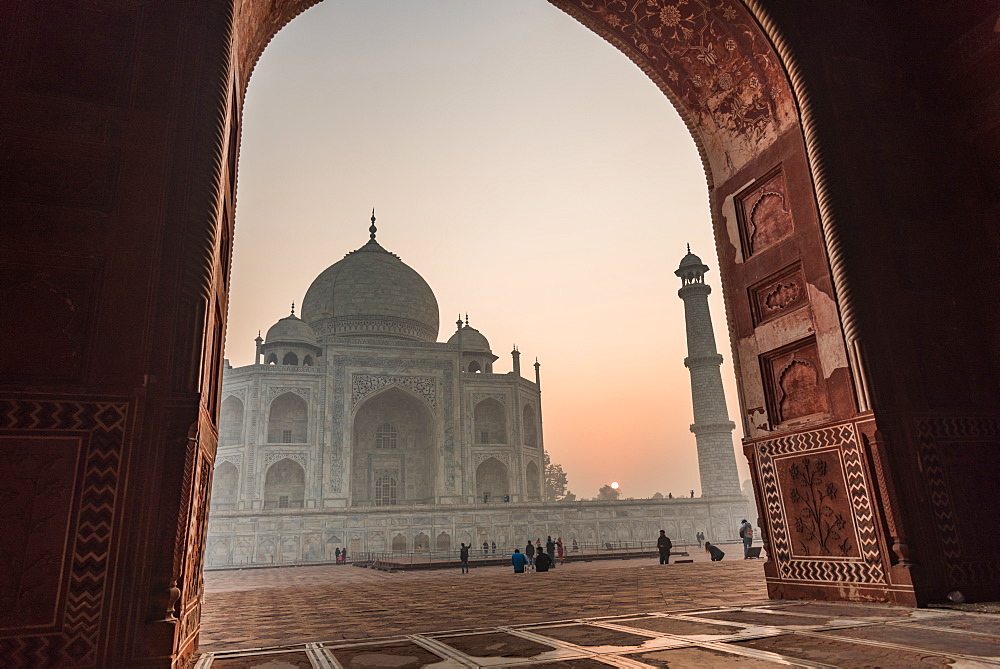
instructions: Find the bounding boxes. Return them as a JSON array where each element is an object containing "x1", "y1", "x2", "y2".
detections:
[{"x1": 197, "y1": 556, "x2": 1000, "y2": 667}]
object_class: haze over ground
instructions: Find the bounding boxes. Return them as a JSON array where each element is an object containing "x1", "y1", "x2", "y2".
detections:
[{"x1": 226, "y1": 0, "x2": 751, "y2": 498}]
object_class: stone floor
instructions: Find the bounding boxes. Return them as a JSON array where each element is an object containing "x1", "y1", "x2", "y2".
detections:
[{"x1": 197, "y1": 558, "x2": 1000, "y2": 667}]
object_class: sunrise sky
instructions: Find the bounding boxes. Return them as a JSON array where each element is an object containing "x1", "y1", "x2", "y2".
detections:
[{"x1": 226, "y1": 0, "x2": 751, "y2": 499}]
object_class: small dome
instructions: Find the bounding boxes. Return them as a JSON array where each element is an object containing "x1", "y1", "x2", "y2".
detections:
[
  {"x1": 266, "y1": 312, "x2": 317, "y2": 346},
  {"x1": 448, "y1": 324, "x2": 491, "y2": 352},
  {"x1": 678, "y1": 251, "x2": 704, "y2": 268},
  {"x1": 300, "y1": 220, "x2": 439, "y2": 342}
]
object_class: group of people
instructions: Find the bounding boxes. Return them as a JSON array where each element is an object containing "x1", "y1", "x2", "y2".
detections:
[
  {"x1": 459, "y1": 520, "x2": 757, "y2": 573},
  {"x1": 333, "y1": 547, "x2": 348, "y2": 564},
  {"x1": 512, "y1": 536, "x2": 565, "y2": 573}
]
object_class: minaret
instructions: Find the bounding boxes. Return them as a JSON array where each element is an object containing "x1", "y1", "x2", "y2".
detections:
[
  {"x1": 254, "y1": 331, "x2": 263, "y2": 364},
  {"x1": 676, "y1": 247, "x2": 741, "y2": 497},
  {"x1": 511, "y1": 345, "x2": 521, "y2": 377}
]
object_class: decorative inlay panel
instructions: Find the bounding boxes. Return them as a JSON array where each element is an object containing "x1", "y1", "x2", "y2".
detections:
[
  {"x1": 266, "y1": 386, "x2": 311, "y2": 403},
  {"x1": 753, "y1": 422, "x2": 885, "y2": 585},
  {"x1": 262, "y1": 451, "x2": 308, "y2": 471},
  {"x1": 737, "y1": 166, "x2": 793, "y2": 258},
  {"x1": 471, "y1": 392, "x2": 508, "y2": 407},
  {"x1": 0, "y1": 397, "x2": 127, "y2": 665},
  {"x1": 216, "y1": 453, "x2": 243, "y2": 469},
  {"x1": 352, "y1": 374, "x2": 436, "y2": 410},
  {"x1": 750, "y1": 263, "x2": 808, "y2": 326},
  {"x1": 474, "y1": 451, "x2": 513, "y2": 470},
  {"x1": 223, "y1": 388, "x2": 247, "y2": 404}
]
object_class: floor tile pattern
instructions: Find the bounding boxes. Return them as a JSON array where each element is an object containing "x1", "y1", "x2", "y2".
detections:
[{"x1": 195, "y1": 602, "x2": 1000, "y2": 667}]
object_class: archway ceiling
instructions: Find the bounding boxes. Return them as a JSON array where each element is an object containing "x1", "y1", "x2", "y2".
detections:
[{"x1": 235, "y1": 0, "x2": 796, "y2": 184}]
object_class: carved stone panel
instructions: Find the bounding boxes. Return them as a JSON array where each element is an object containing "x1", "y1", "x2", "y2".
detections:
[
  {"x1": 750, "y1": 263, "x2": 808, "y2": 326},
  {"x1": 762, "y1": 338, "x2": 828, "y2": 426},
  {"x1": 737, "y1": 167, "x2": 794, "y2": 258}
]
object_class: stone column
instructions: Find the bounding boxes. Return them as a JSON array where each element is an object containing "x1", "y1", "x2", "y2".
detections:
[{"x1": 676, "y1": 249, "x2": 741, "y2": 496}]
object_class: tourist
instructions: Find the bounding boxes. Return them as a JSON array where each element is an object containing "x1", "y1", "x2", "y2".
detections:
[
  {"x1": 696, "y1": 531, "x2": 704, "y2": 548},
  {"x1": 491, "y1": 541, "x2": 497, "y2": 555},
  {"x1": 511, "y1": 549, "x2": 527, "y2": 574},
  {"x1": 556, "y1": 537, "x2": 565, "y2": 564},
  {"x1": 525, "y1": 541, "x2": 535, "y2": 567},
  {"x1": 705, "y1": 542, "x2": 725, "y2": 561},
  {"x1": 739, "y1": 519, "x2": 754, "y2": 559},
  {"x1": 334, "y1": 547, "x2": 341, "y2": 563},
  {"x1": 536, "y1": 538, "x2": 542, "y2": 551},
  {"x1": 657, "y1": 530, "x2": 672, "y2": 565},
  {"x1": 459, "y1": 542, "x2": 471, "y2": 574},
  {"x1": 534, "y1": 549, "x2": 552, "y2": 572},
  {"x1": 482, "y1": 540, "x2": 489, "y2": 556},
  {"x1": 572, "y1": 538, "x2": 578, "y2": 552},
  {"x1": 546, "y1": 536, "x2": 556, "y2": 568},
  {"x1": 340, "y1": 548, "x2": 347, "y2": 564}
]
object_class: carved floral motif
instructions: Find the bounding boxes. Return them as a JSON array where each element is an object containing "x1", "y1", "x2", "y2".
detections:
[{"x1": 352, "y1": 374, "x2": 436, "y2": 410}]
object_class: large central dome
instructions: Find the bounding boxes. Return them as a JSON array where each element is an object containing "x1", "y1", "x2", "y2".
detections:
[{"x1": 300, "y1": 223, "x2": 439, "y2": 342}]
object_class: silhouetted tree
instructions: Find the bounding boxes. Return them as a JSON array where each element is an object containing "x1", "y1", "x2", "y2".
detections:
[
  {"x1": 651, "y1": 492, "x2": 664, "y2": 500},
  {"x1": 544, "y1": 452, "x2": 570, "y2": 502},
  {"x1": 597, "y1": 484, "x2": 620, "y2": 501}
]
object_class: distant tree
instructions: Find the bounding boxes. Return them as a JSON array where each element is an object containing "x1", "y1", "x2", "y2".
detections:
[
  {"x1": 563, "y1": 491, "x2": 577, "y2": 502},
  {"x1": 597, "y1": 484, "x2": 621, "y2": 501},
  {"x1": 544, "y1": 452, "x2": 570, "y2": 502},
  {"x1": 651, "y1": 492, "x2": 664, "y2": 500}
]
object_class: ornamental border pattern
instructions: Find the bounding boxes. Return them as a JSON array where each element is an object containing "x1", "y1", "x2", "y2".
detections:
[
  {"x1": 754, "y1": 422, "x2": 886, "y2": 585},
  {"x1": 223, "y1": 387, "x2": 247, "y2": 404},
  {"x1": 216, "y1": 453, "x2": 243, "y2": 470},
  {"x1": 352, "y1": 374, "x2": 437, "y2": 410},
  {"x1": 914, "y1": 415, "x2": 1000, "y2": 585},
  {"x1": 0, "y1": 397, "x2": 128, "y2": 666},
  {"x1": 332, "y1": 356, "x2": 455, "y2": 492}
]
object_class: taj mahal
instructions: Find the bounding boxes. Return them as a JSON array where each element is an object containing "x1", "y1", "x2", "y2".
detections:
[{"x1": 205, "y1": 214, "x2": 751, "y2": 566}]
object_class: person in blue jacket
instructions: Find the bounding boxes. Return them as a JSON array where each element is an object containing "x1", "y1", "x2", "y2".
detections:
[{"x1": 511, "y1": 549, "x2": 528, "y2": 573}]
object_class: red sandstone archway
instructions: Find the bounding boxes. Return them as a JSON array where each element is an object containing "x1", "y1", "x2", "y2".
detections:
[{"x1": 2, "y1": 2, "x2": 998, "y2": 667}]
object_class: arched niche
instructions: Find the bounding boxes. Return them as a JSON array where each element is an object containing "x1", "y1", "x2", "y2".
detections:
[
  {"x1": 303, "y1": 354, "x2": 313, "y2": 366},
  {"x1": 351, "y1": 386, "x2": 436, "y2": 505},
  {"x1": 436, "y1": 532, "x2": 451, "y2": 551},
  {"x1": 282, "y1": 351, "x2": 298, "y2": 365},
  {"x1": 474, "y1": 398, "x2": 506, "y2": 445},
  {"x1": 467, "y1": 360, "x2": 481, "y2": 373},
  {"x1": 219, "y1": 396, "x2": 244, "y2": 447},
  {"x1": 522, "y1": 404, "x2": 537, "y2": 447},
  {"x1": 262, "y1": 458, "x2": 305, "y2": 509},
  {"x1": 265, "y1": 353, "x2": 278, "y2": 365},
  {"x1": 476, "y1": 457, "x2": 510, "y2": 502},
  {"x1": 211, "y1": 461, "x2": 239, "y2": 509},
  {"x1": 391, "y1": 534, "x2": 407, "y2": 553},
  {"x1": 414, "y1": 532, "x2": 430, "y2": 551},
  {"x1": 267, "y1": 392, "x2": 308, "y2": 443},
  {"x1": 525, "y1": 460, "x2": 541, "y2": 500}
]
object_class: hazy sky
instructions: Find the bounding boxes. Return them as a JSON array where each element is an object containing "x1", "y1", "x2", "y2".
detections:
[{"x1": 228, "y1": 0, "x2": 750, "y2": 498}]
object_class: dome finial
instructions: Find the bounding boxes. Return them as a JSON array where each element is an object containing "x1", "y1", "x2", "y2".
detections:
[
  {"x1": 456, "y1": 314, "x2": 463, "y2": 331},
  {"x1": 290, "y1": 302, "x2": 295, "y2": 316},
  {"x1": 687, "y1": 243, "x2": 691, "y2": 254},
  {"x1": 369, "y1": 208, "x2": 377, "y2": 241},
  {"x1": 465, "y1": 313, "x2": 469, "y2": 327}
]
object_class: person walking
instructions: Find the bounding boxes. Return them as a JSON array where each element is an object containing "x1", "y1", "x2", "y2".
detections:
[
  {"x1": 657, "y1": 530, "x2": 673, "y2": 565},
  {"x1": 572, "y1": 538, "x2": 578, "y2": 553},
  {"x1": 491, "y1": 541, "x2": 497, "y2": 555},
  {"x1": 556, "y1": 537, "x2": 565, "y2": 565},
  {"x1": 511, "y1": 549, "x2": 528, "y2": 574},
  {"x1": 739, "y1": 519, "x2": 754, "y2": 558},
  {"x1": 334, "y1": 547, "x2": 341, "y2": 563},
  {"x1": 696, "y1": 531, "x2": 704, "y2": 548},
  {"x1": 545, "y1": 536, "x2": 556, "y2": 569},
  {"x1": 534, "y1": 549, "x2": 552, "y2": 572},
  {"x1": 459, "y1": 542, "x2": 471, "y2": 574},
  {"x1": 525, "y1": 541, "x2": 535, "y2": 567},
  {"x1": 705, "y1": 542, "x2": 725, "y2": 561},
  {"x1": 482, "y1": 540, "x2": 489, "y2": 556}
]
